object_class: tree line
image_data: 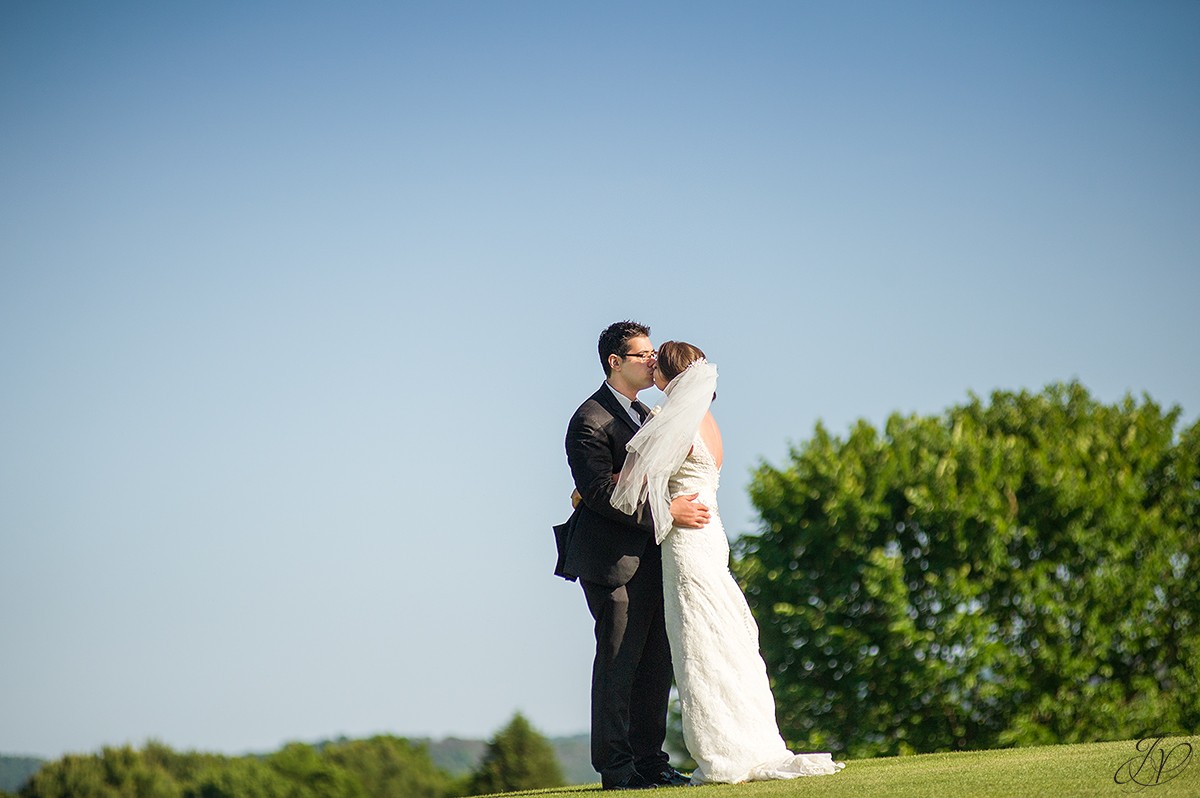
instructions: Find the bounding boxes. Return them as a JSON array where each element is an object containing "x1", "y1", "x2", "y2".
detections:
[{"x1": 3, "y1": 714, "x2": 564, "y2": 798}]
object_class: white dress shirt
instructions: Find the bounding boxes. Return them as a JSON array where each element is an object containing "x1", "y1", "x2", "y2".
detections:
[{"x1": 605, "y1": 381, "x2": 646, "y2": 427}]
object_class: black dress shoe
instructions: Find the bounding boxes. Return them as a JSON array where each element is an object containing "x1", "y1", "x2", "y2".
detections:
[
  {"x1": 646, "y1": 766, "x2": 692, "y2": 787},
  {"x1": 603, "y1": 771, "x2": 659, "y2": 790}
]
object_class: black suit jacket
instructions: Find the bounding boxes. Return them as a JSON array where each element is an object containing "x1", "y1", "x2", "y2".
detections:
[{"x1": 556, "y1": 383, "x2": 655, "y2": 587}]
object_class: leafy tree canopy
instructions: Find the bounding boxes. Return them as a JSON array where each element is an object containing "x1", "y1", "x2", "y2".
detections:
[
  {"x1": 17, "y1": 737, "x2": 456, "y2": 798},
  {"x1": 738, "y1": 382, "x2": 1199, "y2": 757},
  {"x1": 323, "y1": 736, "x2": 456, "y2": 798},
  {"x1": 18, "y1": 746, "x2": 180, "y2": 798}
]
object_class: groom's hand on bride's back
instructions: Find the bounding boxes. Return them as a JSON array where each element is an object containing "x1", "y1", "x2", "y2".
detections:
[{"x1": 670, "y1": 494, "x2": 711, "y2": 528}]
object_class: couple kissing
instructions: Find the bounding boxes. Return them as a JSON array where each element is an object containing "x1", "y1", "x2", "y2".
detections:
[{"x1": 554, "y1": 320, "x2": 844, "y2": 788}]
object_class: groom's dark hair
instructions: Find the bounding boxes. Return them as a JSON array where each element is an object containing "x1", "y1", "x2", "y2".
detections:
[{"x1": 598, "y1": 320, "x2": 651, "y2": 376}]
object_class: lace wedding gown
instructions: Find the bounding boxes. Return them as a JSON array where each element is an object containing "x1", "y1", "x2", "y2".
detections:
[{"x1": 662, "y1": 434, "x2": 844, "y2": 784}]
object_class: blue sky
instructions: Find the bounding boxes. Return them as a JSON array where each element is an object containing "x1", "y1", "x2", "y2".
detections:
[{"x1": 2, "y1": 1, "x2": 1197, "y2": 759}]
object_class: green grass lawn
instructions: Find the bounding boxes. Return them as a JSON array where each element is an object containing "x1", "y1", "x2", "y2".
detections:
[{"x1": 483, "y1": 735, "x2": 1198, "y2": 798}]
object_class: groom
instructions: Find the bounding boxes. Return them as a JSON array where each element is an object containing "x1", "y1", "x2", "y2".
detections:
[{"x1": 558, "y1": 320, "x2": 709, "y2": 790}]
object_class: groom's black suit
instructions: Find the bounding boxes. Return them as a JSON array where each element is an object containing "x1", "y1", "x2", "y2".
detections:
[{"x1": 561, "y1": 383, "x2": 672, "y2": 786}]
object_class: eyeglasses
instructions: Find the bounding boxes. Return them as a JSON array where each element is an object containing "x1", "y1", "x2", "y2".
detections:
[{"x1": 621, "y1": 350, "x2": 658, "y2": 362}]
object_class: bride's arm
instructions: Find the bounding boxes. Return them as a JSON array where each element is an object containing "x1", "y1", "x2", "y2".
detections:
[{"x1": 613, "y1": 471, "x2": 709, "y2": 528}]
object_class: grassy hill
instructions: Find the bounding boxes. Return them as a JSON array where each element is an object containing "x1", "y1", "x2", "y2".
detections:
[{"x1": 485, "y1": 736, "x2": 1198, "y2": 798}]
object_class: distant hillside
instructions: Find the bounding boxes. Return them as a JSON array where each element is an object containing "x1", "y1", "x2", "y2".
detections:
[
  {"x1": 425, "y1": 733, "x2": 594, "y2": 786},
  {"x1": 422, "y1": 736, "x2": 486, "y2": 775},
  {"x1": 548, "y1": 734, "x2": 593, "y2": 786},
  {"x1": 0, "y1": 756, "x2": 44, "y2": 793}
]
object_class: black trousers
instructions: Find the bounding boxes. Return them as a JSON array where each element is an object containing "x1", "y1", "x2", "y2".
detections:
[{"x1": 581, "y1": 544, "x2": 673, "y2": 785}]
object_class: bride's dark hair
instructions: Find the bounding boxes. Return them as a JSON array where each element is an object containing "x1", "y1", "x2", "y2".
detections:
[{"x1": 656, "y1": 341, "x2": 706, "y2": 382}]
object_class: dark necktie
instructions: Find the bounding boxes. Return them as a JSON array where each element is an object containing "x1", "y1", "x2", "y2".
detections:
[{"x1": 631, "y1": 399, "x2": 650, "y2": 424}]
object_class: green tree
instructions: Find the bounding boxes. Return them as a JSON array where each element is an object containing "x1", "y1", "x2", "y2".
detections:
[
  {"x1": 19, "y1": 746, "x2": 180, "y2": 798},
  {"x1": 739, "y1": 382, "x2": 1200, "y2": 758},
  {"x1": 138, "y1": 743, "x2": 230, "y2": 792},
  {"x1": 467, "y1": 713, "x2": 564, "y2": 794},
  {"x1": 263, "y1": 744, "x2": 363, "y2": 798},
  {"x1": 178, "y1": 756, "x2": 294, "y2": 798},
  {"x1": 322, "y1": 736, "x2": 455, "y2": 798}
]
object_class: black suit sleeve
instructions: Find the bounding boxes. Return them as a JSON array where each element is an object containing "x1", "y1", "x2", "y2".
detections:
[{"x1": 566, "y1": 410, "x2": 654, "y2": 533}]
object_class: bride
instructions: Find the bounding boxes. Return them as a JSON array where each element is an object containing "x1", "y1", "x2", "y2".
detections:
[{"x1": 612, "y1": 341, "x2": 844, "y2": 785}]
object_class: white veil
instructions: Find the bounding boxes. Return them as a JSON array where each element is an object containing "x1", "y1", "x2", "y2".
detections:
[{"x1": 612, "y1": 359, "x2": 718, "y2": 544}]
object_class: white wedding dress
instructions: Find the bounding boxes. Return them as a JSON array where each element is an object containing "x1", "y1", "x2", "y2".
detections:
[
  {"x1": 662, "y1": 433, "x2": 844, "y2": 784},
  {"x1": 612, "y1": 360, "x2": 843, "y2": 784}
]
